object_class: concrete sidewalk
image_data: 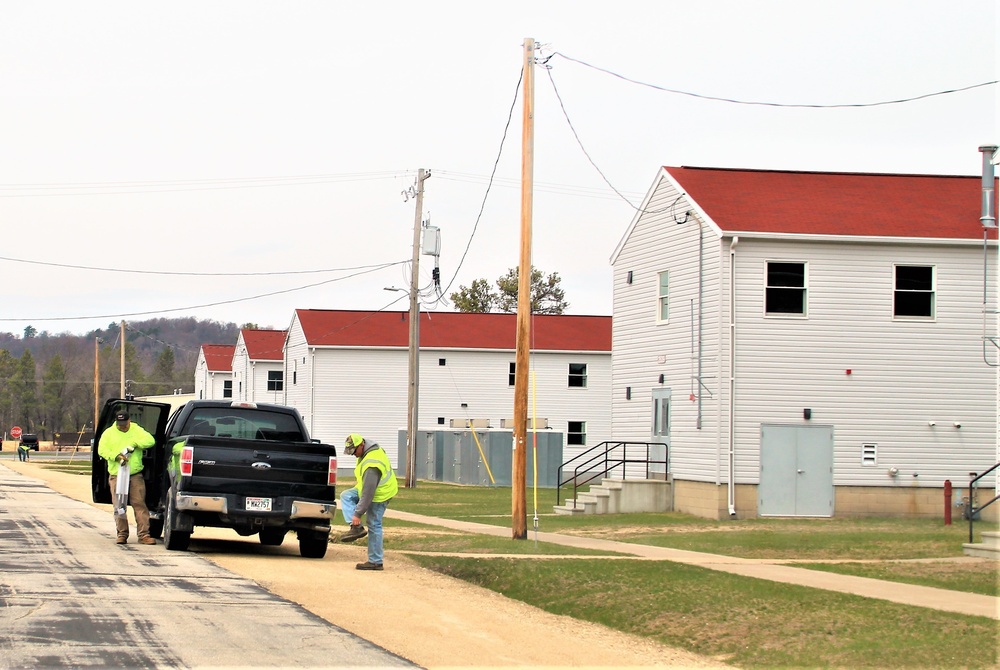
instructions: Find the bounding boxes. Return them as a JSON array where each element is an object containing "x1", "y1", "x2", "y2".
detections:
[{"x1": 387, "y1": 509, "x2": 1000, "y2": 620}]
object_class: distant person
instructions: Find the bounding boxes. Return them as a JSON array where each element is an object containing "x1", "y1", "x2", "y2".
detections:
[
  {"x1": 17, "y1": 439, "x2": 29, "y2": 462},
  {"x1": 339, "y1": 433, "x2": 398, "y2": 571},
  {"x1": 98, "y1": 409, "x2": 157, "y2": 545}
]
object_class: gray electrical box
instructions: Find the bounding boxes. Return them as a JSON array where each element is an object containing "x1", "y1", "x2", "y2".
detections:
[{"x1": 398, "y1": 428, "x2": 563, "y2": 487}]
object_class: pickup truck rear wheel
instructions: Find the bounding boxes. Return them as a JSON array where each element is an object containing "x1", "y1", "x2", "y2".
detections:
[
  {"x1": 164, "y1": 488, "x2": 191, "y2": 551},
  {"x1": 259, "y1": 528, "x2": 286, "y2": 546},
  {"x1": 298, "y1": 530, "x2": 329, "y2": 559}
]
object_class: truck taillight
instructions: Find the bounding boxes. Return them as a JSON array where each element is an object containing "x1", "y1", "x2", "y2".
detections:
[
  {"x1": 327, "y1": 456, "x2": 337, "y2": 486},
  {"x1": 181, "y1": 446, "x2": 194, "y2": 477}
]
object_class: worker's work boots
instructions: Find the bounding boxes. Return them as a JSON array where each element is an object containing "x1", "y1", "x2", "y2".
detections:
[{"x1": 339, "y1": 526, "x2": 368, "y2": 543}]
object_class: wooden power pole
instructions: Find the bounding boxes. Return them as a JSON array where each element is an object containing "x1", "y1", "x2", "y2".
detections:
[
  {"x1": 512, "y1": 37, "x2": 535, "y2": 539},
  {"x1": 405, "y1": 168, "x2": 429, "y2": 488}
]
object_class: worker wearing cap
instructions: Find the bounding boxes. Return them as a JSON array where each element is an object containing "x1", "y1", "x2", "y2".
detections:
[
  {"x1": 98, "y1": 408, "x2": 157, "y2": 545},
  {"x1": 338, "y1": 433, "x2": 398, "y2": 570}
]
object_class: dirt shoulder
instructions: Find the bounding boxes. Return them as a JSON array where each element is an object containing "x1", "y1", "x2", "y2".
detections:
[{"x1": 3, "y1": 460, "x2": 719, "y2": 669}]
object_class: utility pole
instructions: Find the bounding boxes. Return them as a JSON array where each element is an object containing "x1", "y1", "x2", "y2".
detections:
[
  {"x1": 405, "y1": 168, "x2": 430, "y2": 488},
  {"x1": 512, "y1": 38, "x2": 535, "y2": 539},
  {"x1": 119, "y1": 320, "x2": 126, "y2": 399},
  {"x1": 93, "y1": 337, "x2": 101, "y2": 432}
]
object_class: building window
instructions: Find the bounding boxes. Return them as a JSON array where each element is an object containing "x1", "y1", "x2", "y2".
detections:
[
  {"x1": 567, "y1": 421, "x2": 586, "y2": 445},
  {"x1": 568, "y1": 363, "x2": 587, "y2": 388},
  {"x1": 267, "y1": 370, "x2": 284, "y2": 392},
  {"x1": 657, "y1": 271, "x2": 669, "y2": 322},
  {"x1": 509, "y1": 362, "x2": 516, "y2": 386},
  {"x1": 222, "y1": 380, "x2": 232, "y2": 399},
  {"x1": 894, "y1": 265, "x2": 934, "y2": 318},
  {"x1": 437, "y1": 417, "x2": 445, "y2": 425},
  {"x1": 439, "y1": 358, "x2": 446, "y2": 366},
  {"x1": 766, "y1": 261, "x2": 807, "y2": 315},
  {"x1": 292, "y1": 370, "x2": 297, "y2": 385}
]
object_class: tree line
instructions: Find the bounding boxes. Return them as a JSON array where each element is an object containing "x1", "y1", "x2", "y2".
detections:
[{"x1": 0, "y1": 317, "x2": 240, "y2": 441}]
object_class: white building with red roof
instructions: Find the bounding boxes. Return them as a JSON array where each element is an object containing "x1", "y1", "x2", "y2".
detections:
[
  {"x1": 611, "y1": 166, "x2": 998, "y2": 520},
  {"x1": 194, "y1": 344, "x2": 235, "y2": 400},
  {"x1": 232, "y1": 329, "x2": 287, "y2": 404},
  {"x1": 283, "y1": 309, "x2": 612, "y2": 469}
]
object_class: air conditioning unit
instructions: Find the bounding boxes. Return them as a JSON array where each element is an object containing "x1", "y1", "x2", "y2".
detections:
[{"x1": 499, "y1": 418, "x2": 549, "y2": 429}]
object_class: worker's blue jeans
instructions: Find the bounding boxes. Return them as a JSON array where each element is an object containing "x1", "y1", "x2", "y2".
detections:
[{"x1": 340, "y1": 488, "x2": 388, "y2": 565}]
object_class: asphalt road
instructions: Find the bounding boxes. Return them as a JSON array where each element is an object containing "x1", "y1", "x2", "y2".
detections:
[{"x1": 0, "y1": 465, "x2": 414, "y2": 669}]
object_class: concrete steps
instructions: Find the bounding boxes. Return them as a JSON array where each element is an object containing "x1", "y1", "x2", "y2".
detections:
[
  {"x1": 554, "y1": 478, "x2": 671, "y2": 515},
  {"x1": 963, "y1": 530, "x2": 1000, "y2": 559}
]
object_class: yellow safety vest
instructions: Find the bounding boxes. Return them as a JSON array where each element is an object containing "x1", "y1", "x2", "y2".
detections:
[{"x1": 353, "y1": 445, "x2": 398, "y2": 502}]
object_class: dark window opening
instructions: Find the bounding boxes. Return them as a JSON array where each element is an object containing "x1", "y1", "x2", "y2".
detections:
[{"x1": 766, "y1": 262, "x2": 806, "y2": 315}]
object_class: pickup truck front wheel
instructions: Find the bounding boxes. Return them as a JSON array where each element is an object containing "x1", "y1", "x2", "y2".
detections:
[
  {"x1": 298, "y1": 529, "x2": 329, "y2": 559},
  {"x1": 164, "y1": 488, "x2": 191, "y2": 551}
]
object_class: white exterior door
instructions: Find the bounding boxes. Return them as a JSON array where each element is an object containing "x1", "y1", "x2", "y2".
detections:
[
  {"x1": 650, "y1": 388, "x2": 671, "y2": 476},
  {"x1": 758, "y1": 424, "x2": 834, "y2": 517}
]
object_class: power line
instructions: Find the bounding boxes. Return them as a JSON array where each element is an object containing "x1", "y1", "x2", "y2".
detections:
[
  {"x1": 432, "y1": 66, "x2": 524, "y2": 305},
  {"x1": 0, "y1": 255, "x2": 407, "y2": 277},
  {"x1": 549, "y1": 51, "x2": 998, "y2": 108},
  {"x1": 2, "y1": 261, "x2": 407, "y2": 322},
  {"x1": 0, "y1": 171, "x2": 412, "y2": 198}
]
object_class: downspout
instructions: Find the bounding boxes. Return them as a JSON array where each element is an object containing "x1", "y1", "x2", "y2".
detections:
[
  {"x1": 727, "y1": 236, "x2": 739, "y2": 517},
  {"x1": 697, "y1": 217, "x2": 704, "y2": 429},
  {"x1": 309, "y1": 347, "x2": 316, "y2": 439}
]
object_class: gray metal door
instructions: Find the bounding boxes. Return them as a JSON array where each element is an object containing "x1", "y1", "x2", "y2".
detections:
[
  {"x1": 649, "y1": 388, "x2": 671, "y2": 476},
  {"x1": 759, "y1": 424, "x2": 834, "y2": 517}
]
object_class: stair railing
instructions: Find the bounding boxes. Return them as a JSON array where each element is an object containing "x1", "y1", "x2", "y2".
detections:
[
  {"x1": 967, "y1": 462, "x2": 1000, "y2": 543},
  {"x1": 556, "y1": 441, "x2": 668, "y2": 508}
]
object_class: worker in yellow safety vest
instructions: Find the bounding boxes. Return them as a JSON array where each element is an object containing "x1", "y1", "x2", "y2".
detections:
[
  {"x1": 98, "y1": 409, "x2": 157, "y2": 545},
  {"x1": 338, "y1": 433, "x2": 398, "y2": 570}
]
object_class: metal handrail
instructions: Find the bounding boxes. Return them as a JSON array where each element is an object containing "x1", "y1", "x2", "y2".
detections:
[
  {"x1": 556, "y1": 441, "x2": 668, "y2": 508},
  {"x1": 968, "y1": 462, "x2": 1000, "y2": 543}
]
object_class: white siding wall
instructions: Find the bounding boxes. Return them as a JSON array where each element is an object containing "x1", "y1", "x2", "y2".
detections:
[
  {"x1": 731, "y1": 237, "x2": 996, "y2": 487},
  {"x1": 612, "y1": 175, "x2": 727, "y2": 482},
  {"x1": 283, "y1": 319, "x2": 314, "y2": 435},
  {"x1": 194, "y1": 353, "x2": 209, "y2": 400},
  {"x1": 613, "y1": 175, "x2": 997, "y2": 491},
  {"x1": 210, "y1": 373, "x2": 232, "y2": 400},
  {"x1": 232, "y1": 339, "x2": 249, "y2": 402},
  {"x1": 305, "y1": 347, "x2": 611, "y2": 468},
  {"x1": 250, "y1": 361, "x2": 284, "y2": 404}
]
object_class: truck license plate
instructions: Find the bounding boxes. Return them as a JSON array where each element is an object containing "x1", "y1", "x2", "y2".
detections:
[{"x1": 245, "y1": 497, "x2": 272, "y2": 512}]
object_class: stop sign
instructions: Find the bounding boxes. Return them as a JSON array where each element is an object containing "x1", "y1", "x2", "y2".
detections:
[{"x1": 11, "y1": 426, "x2": 22, "y2": 439}]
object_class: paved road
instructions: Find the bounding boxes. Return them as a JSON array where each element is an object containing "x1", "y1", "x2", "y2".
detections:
[{"x1": 0, "y1": 467, "x2": 414, "y2": 669}]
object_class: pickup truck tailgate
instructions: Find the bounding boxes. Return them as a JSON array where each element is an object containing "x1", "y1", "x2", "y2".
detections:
[{"x1": 182, "y1": 436, "x2": 336, "y2": 501}]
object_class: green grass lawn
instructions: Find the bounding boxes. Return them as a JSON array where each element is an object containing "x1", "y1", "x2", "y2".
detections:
[{"x1": 410, "y1": 555, "x2": 998, "y2": 669}]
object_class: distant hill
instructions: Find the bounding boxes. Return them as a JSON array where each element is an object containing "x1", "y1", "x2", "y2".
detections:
[{"x1": 0, "y1": 317, "x2": 241, "y2": 439}]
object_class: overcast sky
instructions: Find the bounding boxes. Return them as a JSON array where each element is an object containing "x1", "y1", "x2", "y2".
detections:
[{"x1": 1, "y1": 1, "x2": 996, "y2": 338}]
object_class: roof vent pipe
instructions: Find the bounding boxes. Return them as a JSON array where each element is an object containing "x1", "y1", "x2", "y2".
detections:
[{"x1": 981, "y1": 145, "x2": 998, "y2": 229}]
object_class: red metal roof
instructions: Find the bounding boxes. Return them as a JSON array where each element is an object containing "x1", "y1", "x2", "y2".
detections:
[
  {"x1": 201, "y1": 344, "x2": 235, "y2": 372},
  {"x1": 295, "y1": 310, "x2": 611, "y2": 351},
  {"x1": 666, "y1": 166, "x2": 997, "y2": 239},
  {"x1": 240, "y1": 329, "x2": 287, "y2": 361}
]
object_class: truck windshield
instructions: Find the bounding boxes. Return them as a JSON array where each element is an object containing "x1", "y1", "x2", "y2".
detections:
[{"x1": 182, "y1": 408, "x2": 305, "y2": 443}]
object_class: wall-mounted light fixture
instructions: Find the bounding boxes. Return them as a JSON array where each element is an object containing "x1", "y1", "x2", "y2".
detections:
[
  {"x1": 625, "y1": 386, "x2": 632, "y2": 400},
  {"x1": 658, "y1": 374, "x2": 665, "y2": 384},
  {"x1": 803, "y1": 408, "x2": 812, "y2": 420},
  {"x1": 626, "y1": 271, "x2": 633, "y2": 284}
]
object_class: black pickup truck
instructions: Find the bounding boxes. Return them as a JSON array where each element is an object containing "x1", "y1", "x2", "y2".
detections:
[{"x1": 92, "y1": 398, "x2": 338, "y2": 558}]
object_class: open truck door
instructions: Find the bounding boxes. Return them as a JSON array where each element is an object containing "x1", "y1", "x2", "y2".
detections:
[{"x1": 91, "y1": 398, "x2": 173, "y2": 536}]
